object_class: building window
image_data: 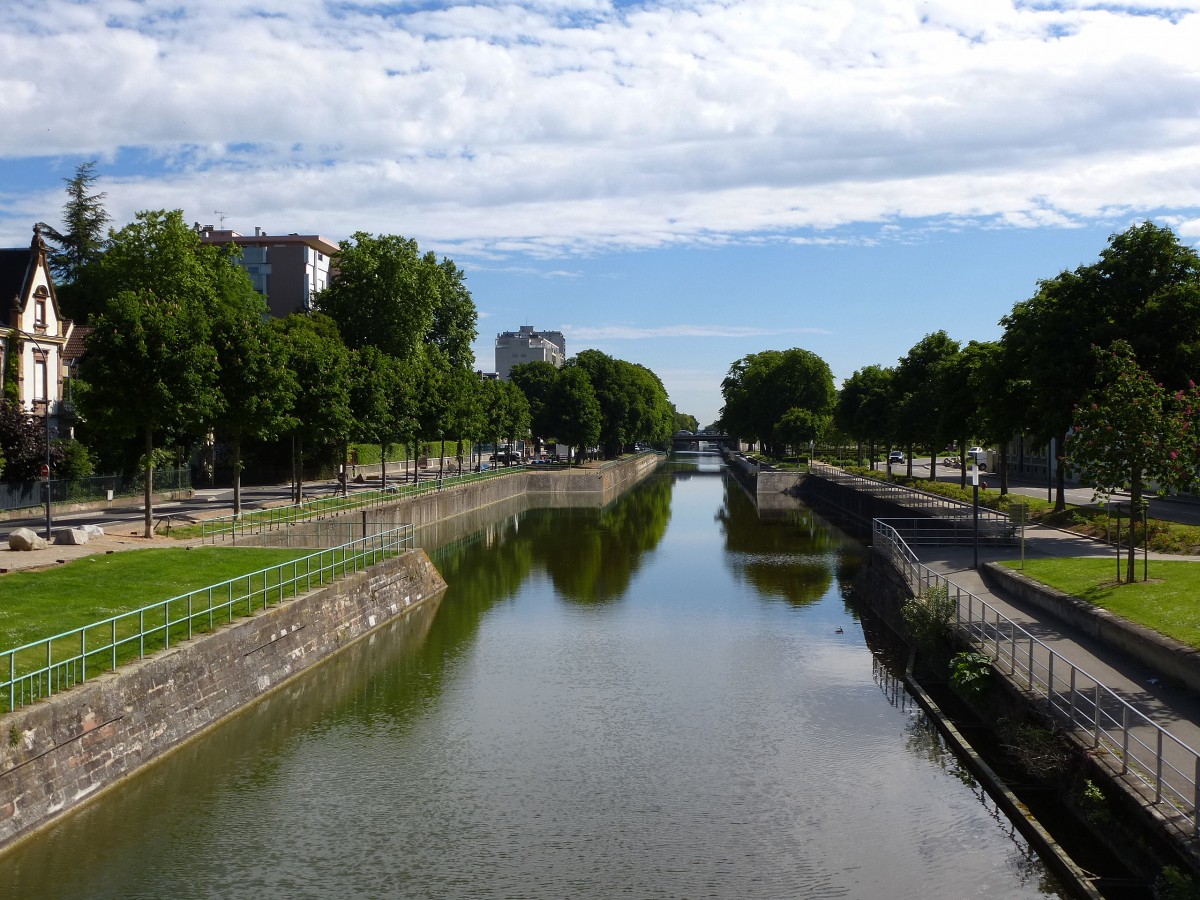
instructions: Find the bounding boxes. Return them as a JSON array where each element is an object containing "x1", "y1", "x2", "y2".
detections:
[{"x1": 33, "y1": 357, "x2": 48, "y2": 403}]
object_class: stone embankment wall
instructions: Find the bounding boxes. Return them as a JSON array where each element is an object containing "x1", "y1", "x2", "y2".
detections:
[
  {"x1": 0, "y1": 550, "x2": 447, "y2": 850},
  {"x1": 242, "y1": 454, "x2": 665, "y2": 549}
]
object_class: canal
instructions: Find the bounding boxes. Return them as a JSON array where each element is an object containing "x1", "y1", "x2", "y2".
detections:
[{"x1": 0, "y1": 453, "x2": 1067, "y2": 898}]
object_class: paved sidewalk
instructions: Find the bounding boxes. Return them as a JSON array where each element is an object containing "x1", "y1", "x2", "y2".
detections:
[{"x1": 908, "y1": 520, "x2": 1200, "y2": 844}]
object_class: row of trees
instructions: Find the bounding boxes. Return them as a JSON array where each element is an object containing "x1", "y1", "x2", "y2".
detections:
[
  {"x1": 831, "y1": 222, "x2": 1200, "y2": 582},
  {"x1": 26, "y1": 163, "x2": 684, "y2": 536},
  {"x1": 508, "y1": 349, "x2": 676, "y2": 461}
]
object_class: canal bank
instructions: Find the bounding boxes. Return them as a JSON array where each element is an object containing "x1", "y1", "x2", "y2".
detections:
[
  {"x1": 0, "y1": 454, "x2": 1083, "y2": 898},
  {"x1": 787, "y1": 465, "x2": 1200, "y2": 895},
  {"x1": 0, "y1": 453, "x2": 665, "y2": 851}
]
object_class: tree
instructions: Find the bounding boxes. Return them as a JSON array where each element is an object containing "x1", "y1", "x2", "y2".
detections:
[
  {"x1": 892, "y1": 331, "x2": 960, "y2": 478},
  {"x1": 1002, "y1": 222, "x2": 1200, "y2": 510},
  {"x1": 273, "y1": 313, "x2": 353, "y2": 502},
  {"x1": 549, "y1": 366, "x2": 601, "y2": 463},
  {"x1": 1066, "y1": 342, "x2": 1193, "y2": 582},
  {"x1": 571, "y1": 351, "x2": 633, "y2": 458},
  {"x1": 719, "y1": 348, "x2": 836, "y2": 456},
  {"x1": 211, "y1": 290, "x2": 296, "y2": 515},
  {"x1": 835, "y1": 365, "x2": 894, "y2": 465},
  {"x1": 509, "y1": 361, "x2": 560, "y2": 443},
  {"x1": 672, "y1": 407, "x2": 699, "y2": 435},
  {"x1": 37, "y1": 160, "x2": 110, "y2": 321},
  {"x1": 80, "y1": 210, "x2": 223, "y2": 536},
  {"x1": 350, "y1": 346, "x2": 412, "y2": 486},
  {"x1": 0, "y1": 399, "x2": 64, "y2": 481},
  {"x1": 315, "y1": 233, "x2": 437, "y2": 360}
]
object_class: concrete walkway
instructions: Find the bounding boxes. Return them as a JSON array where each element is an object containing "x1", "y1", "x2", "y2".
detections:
[{"x1": 901, "y1": 517, "x2": 1200, "y2": 848}]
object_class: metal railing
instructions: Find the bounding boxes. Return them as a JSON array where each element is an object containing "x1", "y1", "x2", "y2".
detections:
[
  {"x1": 810, "y1": 461, "x2": 1012, "y2": 529},
  {"x1": 200, "y1": 465, "x2": 524, "y2": 543},
  {"x1": 0, "y1": 468, "x2": 192, "y2": 513},
  {"x1": 876, "y1": 517, "x2": 1015, "y2": 547},
  {"x1": 2, "y1": 525, "x2": 414, "y2": 714},
  {"x1": 873, "y1": 518, "x2": 1200, "y2": 836}
]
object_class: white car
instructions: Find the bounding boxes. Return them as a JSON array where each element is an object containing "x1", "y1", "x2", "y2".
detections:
[
  {"x1": 968, "y1": 447, "x2": 988, "y2": 470},
  {"x1": 888, "y1": 450, "x2": 904, "y2": 465}
]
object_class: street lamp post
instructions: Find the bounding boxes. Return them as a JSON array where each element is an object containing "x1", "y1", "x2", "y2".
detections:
[{"x1": 971, "y1": 463, "x2": 980, "y2": 570}]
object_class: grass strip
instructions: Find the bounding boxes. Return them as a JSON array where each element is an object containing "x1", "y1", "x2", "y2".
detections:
[
  {"x1": 1000, "y1": 557, "x2": 1200, "y2": 650},
  {"x1": 0, "y1": 546, "x2": 312, "y2": 648}
]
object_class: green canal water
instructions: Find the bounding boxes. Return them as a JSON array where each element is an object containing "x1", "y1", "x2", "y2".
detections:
[{"x1": 0, "y1": 454, "x2": 1067, "y2": 898}]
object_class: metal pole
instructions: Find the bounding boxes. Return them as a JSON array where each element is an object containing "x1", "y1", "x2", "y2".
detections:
[
  {"x1": 43, "y1": 398, "x2": 51, "y2": 539},
  {"x1": 971, "y1": 464, "x2": 979, "y2": 569}
]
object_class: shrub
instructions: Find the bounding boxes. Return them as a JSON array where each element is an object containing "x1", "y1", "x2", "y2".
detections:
[
  {"x1": 949, "y1": 651, "x2": 992, "y2": 696},
  {"x1": 901, "y1": 584, "x2": 956, "y2": 647}
]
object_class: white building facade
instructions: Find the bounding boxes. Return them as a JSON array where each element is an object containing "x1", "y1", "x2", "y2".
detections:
[{"x1": 495, "y1": 325, "x2": 567, "y2": 380}]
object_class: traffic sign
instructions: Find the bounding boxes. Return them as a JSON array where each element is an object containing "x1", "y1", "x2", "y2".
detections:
[{"x1": 39, "y1": 463, "x2": 49, "y2": 480}]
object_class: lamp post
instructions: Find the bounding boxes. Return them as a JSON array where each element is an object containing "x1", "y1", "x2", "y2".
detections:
[
  {"x1": 17, "y1": 329, "x2": 53, "y2": 539},
  {"x1": 971, "y1": 462, "x2": 980, "y2": 570}
]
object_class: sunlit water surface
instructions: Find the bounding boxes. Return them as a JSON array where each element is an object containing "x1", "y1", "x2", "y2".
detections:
[{"x1": 0, "y1": 455, "x2": 1065, "y2": 899}]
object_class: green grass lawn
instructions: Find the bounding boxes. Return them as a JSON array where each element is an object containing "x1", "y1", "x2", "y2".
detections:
[
  {"x1": 0, "y1": 546, "x2": 312, "y2": 653},
  {"x1": 1001, "y1": 557, "x2": 1200, "y2": 649}
]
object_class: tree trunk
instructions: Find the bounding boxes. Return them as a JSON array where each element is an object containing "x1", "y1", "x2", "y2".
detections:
[
  {"x1": 380, "y1": 442, "x2": 388, "y2": 487},
  {"x1": 1126, "y1": 476, "x2": 1143, "y2": 584},
  {"x1": 143, "y1": 426, "x2": 154, "y2": 538},
  {"x1": 231, "y1": 435, "x2": 242, "y2": 516},
  {"x1": 1053, "y1": 431, "x2": 1067, "y2": 512}
]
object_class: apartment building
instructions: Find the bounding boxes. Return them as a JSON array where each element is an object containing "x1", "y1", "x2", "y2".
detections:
[
  {"x1": 196, "y1": 225, "x2": 339, "y2": 318},
  {"x1": 495, "y1": 325, "x2": 567, "y2": 380}
]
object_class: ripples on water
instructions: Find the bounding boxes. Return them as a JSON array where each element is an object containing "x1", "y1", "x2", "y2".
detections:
[{"x1": 0, "y1": 460, "x2": 1065, "y2": 899}]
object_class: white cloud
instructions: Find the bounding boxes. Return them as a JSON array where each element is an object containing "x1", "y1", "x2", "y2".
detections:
[{"x1": 2, "y1": 0, "x2": 1199, "y2": 252}]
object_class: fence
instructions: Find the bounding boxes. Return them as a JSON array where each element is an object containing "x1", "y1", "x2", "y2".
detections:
[
  {"x1": 0, "y1": 468, "x2": 192, "y2": 513},
  {"x1": 200, "y1": 464, "x2": 524, "y2": 543},
  {"x1": 873, "y1": 518, "x2": 1200, "y2": 837},
  {"x1": 810, "y1": 461, "x2": 1013, "y2": 532},
  {"x1": 1, "y1": 525, "x2": 414, "y2": 715}
]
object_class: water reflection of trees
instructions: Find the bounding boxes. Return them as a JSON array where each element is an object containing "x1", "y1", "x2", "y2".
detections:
[
  {"x1": 715, "y1": 477, "x2": 849, "y2": 606},
  {"x1": 524, "y1": 473, "x2": 674, "y2": 603}
]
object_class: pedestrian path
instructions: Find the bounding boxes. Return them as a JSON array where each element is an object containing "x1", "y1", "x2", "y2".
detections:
[{"x1": 880, "y1": 511, "x2": 1200, "y2": 849}]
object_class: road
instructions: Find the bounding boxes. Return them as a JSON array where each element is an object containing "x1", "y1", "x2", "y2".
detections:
[
  {"x1": 2, "y1": 479, "x2": 342, "y2": 537},
  {"x1": 873, "y1": 455, "x2": 1200, "y2": 526}
]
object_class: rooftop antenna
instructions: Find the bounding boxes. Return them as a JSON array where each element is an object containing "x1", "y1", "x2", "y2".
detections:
[{"x1": 214, "y1": 210, "x2": 228, "y2": 228}]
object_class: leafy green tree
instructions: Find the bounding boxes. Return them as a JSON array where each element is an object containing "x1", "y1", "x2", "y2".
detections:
[
  {"x1": 549, "y1": 366, "x2": 601, "y2": 462},
  {"x1": 671, "y1": 407, "x2": 699, "y2": 435},
  {"x1": 835, "y1": 365, "x2": 894, "y2": 465},
  {"x1": 212, "y1": 291, "x2": 296, "y2": 514},
  {"x1": 37, "y1": 160, "x2": 110, "y2": 321},
  {"x1": 1002, "y1": 222, "x2": 1200, "y2": 510},
  {"x1": 349, "y1": 346, "x2": 411, "y2": 486},
  {"x1": 892, "y1": 331, "x2": 960, "y2": 477},
  {"x1": 315, "y1": 233, "x2": 437, "y2": 360},
  {"x1": 719, "y1": 348, "x2": 836, "y2": 456},
  {"x1": 509, "y1": 361, "x2": 561, "y2": 443},
  {"x1": 273, "y1": 313, "x2": 353, "y2": 502},
  {"x1": 1067, "y1": 341, "x2": 1197, "y2": 583},
  {"x1": 80, "y1": 210, "x2": 224, "y2": 536}
]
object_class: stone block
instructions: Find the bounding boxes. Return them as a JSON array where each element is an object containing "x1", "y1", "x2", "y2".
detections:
[
  {"x1": 55, "y1": 528, "x2": 90, "y2": 546},
  {"x1": 8, "y1": 527, "x2": 47, "y2": 551}
]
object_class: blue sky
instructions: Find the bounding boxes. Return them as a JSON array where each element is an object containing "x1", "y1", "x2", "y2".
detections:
[{"x1": 3, "y1": 0, "x2": 1199, "y2": 427}]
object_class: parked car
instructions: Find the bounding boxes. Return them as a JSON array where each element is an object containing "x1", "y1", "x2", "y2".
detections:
[
  {"x1": 888, "y1": 450, "x2": 904, "y2": 465},
  {"x1": 968, "y1": 446, "x2": 988, "y2": 470}
]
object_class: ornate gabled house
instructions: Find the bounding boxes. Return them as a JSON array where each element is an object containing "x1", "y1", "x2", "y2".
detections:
[{"x1": 0, "y1": 226, "x2": 73, "y2": 438}]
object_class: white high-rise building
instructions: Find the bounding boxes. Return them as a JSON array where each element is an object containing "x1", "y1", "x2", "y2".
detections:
[{"x1": 495, "y1": 325, "x2": 566, "y2": 380}]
